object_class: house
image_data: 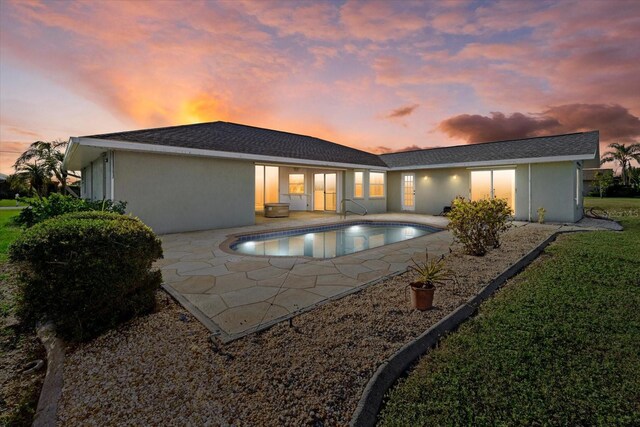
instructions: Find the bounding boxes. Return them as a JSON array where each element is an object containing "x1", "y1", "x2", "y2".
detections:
[{"x1": 62, "y1": 122, "x2": 600, "y2": 234}]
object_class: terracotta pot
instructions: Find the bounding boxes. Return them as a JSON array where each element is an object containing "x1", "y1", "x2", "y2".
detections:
[{"x1": 410, "y1": 282, "x2": 435, "y2": 311}]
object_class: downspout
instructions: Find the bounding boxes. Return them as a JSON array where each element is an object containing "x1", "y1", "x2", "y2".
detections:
[
  {"x1": 528, "y1": 163, "x2": 532, "y2": 222},
  {"x1": 110, "y1": 150, "x2": 115, "y2": 200}
]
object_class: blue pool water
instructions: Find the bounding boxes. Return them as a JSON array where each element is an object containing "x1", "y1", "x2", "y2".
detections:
[{"x1": 230, "y1": 222, "x2": 440, "y2": 258}]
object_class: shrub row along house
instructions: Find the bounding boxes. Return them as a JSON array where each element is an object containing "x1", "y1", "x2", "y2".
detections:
[{"x1": 62, "y1": 122, "x2": 599, "y2": 234}]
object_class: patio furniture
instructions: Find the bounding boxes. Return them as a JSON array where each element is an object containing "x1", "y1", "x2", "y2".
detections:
[{"x1": 264, "y1": 203, "x2": 290, "y2": 218}]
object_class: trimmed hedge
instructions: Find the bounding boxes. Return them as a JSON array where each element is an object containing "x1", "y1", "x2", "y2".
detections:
[
  {"x1": 9, "y1": 211, "x2": 163, "y2": 341},
  {"x1": 16, "y1": 193, "x2": 127, "y2": 227}
]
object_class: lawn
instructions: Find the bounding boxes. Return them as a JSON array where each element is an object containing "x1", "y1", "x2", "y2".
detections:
[
  {"x1": 379, "y1": 198, "x2": 640, "y2": 426},
  {"x1": 0, "y1": 209, "x2": 21, "y2": 262}
]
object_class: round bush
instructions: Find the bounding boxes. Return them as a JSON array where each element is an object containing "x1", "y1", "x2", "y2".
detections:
[{"x1": 9, "y1": 211, "x2": 163, "y2": 341}]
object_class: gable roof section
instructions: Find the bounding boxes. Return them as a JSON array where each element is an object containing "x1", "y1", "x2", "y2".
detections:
[
  {"x1": 380, "y1": 131, "x2": 599, "y2": 169},
  {"x1": 83, "y1": 121, "x2": 387, "y2": 168}
]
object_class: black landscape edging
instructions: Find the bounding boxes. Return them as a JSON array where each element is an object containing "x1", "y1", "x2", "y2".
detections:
[{"x1": 350, "y1": 229, "x2": 580, "y2": 427}]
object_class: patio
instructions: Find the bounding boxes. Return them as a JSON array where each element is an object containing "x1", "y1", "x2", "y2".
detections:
[{"x1": 157, "y1": 213, "x2": 452, "y2": 341}]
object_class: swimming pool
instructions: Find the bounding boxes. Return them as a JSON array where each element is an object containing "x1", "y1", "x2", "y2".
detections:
[{"x1": 229, "y1": 222, "x2": 441, "y2": 258}]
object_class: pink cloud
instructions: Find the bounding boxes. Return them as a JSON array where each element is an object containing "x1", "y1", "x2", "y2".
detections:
[{"x1": 340, "y1": 0, "x2": 427, "y2": 41}]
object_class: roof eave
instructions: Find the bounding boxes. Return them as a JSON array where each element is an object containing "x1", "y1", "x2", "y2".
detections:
[
  {"x1": 387, "y1": 153, "x2": 597, "y2": 171},
  {"x1": 73, "y1": 137, "x2": 389, "y2": 170}
]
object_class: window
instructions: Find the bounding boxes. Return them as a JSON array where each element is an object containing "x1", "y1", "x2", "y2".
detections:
[
  {"x1": 470, "y1": 169, "x2": 515, "y2": 211},
  {"x1": 288, "y1": 174, "x2": 305, "y2": 194},
  {"x1": 255, "y1": 165, "x2": 279, "y2": 210},
  {"x1": 369, "y1": 172, "x2": 385, "y2": 197},
  {"x1": 354, "y1": 171, "x2": 363, "y2": 198}
]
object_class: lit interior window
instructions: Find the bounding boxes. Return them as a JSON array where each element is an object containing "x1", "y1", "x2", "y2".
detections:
[
  {"x1": 289, "y1": 173, "x2": 305, "y2": 194},
  {"x1": 354, "y1": 171, "x2": 363, "y2": 198},
  {"x1": 369, "y1": 172, "x2": 385, "y2": 197}
]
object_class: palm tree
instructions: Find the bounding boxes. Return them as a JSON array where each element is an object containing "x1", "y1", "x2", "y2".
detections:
[
  {"x1": 600, "y1": 142, "x2": 640, "y2": 186},
  {"x1": 13, "y1": 140, "x2": 74, "y2": 194},
  {"x1": 16, "y1": 163, "x2": 49, "y2": 199}
]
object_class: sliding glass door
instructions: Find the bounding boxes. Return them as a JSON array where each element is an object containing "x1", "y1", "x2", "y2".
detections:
[
  {"x1": 313, "y1": 173, "x2": 337, "y2": 211},
  {"x1": 255, "y1": 165, "x2": 279, "y2": 211}
]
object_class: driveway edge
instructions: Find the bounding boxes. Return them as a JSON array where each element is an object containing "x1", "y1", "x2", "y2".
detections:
[{"x1": 350, "y1": 229, "x2": 584, "y2": 427}]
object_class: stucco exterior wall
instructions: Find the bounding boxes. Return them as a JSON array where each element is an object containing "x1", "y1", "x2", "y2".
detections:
[
  {"x1": 387, "y1": 168, "x2": 470, "y2": 215},
  {"x1": 114, "y1": 151, "x2": 254, "y2": 234},
  {"x1": 344, "y1": 169, "x2": 387, "y2": 214},
  {"x1": 388, "y1": 162, "x2": 582, "y2": 223},
  {"x1": 521, "y1": 161, "x2": 582, "y2": 223}
]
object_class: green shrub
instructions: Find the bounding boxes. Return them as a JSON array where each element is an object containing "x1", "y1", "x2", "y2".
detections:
[
  {"x1": 9, "y1": 211, "x2": 163, "y2": 341},
  {"x1": 447, "y1": 197, "x2": 512, "y2": 256},
  {"x1": 16, "y1": 193, "x2": 127, "y2": 227}
]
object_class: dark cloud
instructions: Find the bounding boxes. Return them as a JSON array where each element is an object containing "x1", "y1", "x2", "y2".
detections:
[
  {"x1": 386, "y1": 104, "x2": 419, "y2": 119},
  {"x1": 438, "y1": 104, "x2": 640, "y2": 144},
  {"x1": 542, "y1": 104, "x2": 640, "y2": 143},
  {"x1": 438, "y1": 112, "x2": 560, "y2": 143}
]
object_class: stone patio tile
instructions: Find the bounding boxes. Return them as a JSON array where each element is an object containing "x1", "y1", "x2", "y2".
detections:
[
  {"x1": 282, "y1": 274, "x2": 317, "y2": 289},
  {"x1": 209, "y1": 272, "x2": 256, "y2": 294},
  {"x1": 226, "y1": 260, "x2": 270, "y2": 272},
  {"x1": 307, "y1": 285, "x2": 353, "y2": 298},
  {"x1": 352, "y1": 251, "x2": 386, "y2": 260},
  {"x1": 154, "y1": 258, "x2": 177, "y2": 268},
  {"x1": 331, "y1": 256, "x2": 366, "y2": 265},
  {"x1": 246, "y1": 266, "x2": 288, "y2": 281},
  {"x1": 256, "y1": 275, "x2": 287, "y2": 288},
  {"x1": 183, "y1": 294, "x2": 227, "y2": 318},
  {"x1": 362, "y1": 259, "x2": 390, "y2": 271},
  {"x1": 388, "y1": 262, "x2": 410, "y2": 272},
  {"x1": 220, "y1": 286, "x2": 281, "y2": 308},
  {"x1": 335, "y1": 263, "x2": 372, "y2": 279},
  {"x1": 179, "y1": 264, "x2": 231, "y2": 277},
  {"x1": 163, "y1": 251, "x2": 193, "y2": 260},
  {"x1": 213, "y1": 302, "x2": 289, "y2": 334},
  {"x1": 169, "y1": 275, "x2": 216, "y2": 294},
  {"x1": 271, "y1": 289, "x2": 325, "y2": 312},
  {"x1": 315, "y1": 274, "x2": 359, "y2": 286},
  {"x1": 290, "y1": 263, "x2": 339, "y2": 276},
  {"x1": 161, "y1": 269, "x2": 187, "y2": 284},
  {"x1": 165, "y1": 261, "x2": 213, "y2": 274},
  {"x1": 381, "y1": 253, "x2": 413, "y2": 263},
  {"x1": 307, "y1": 260, "x2": 337, "y2": 266},
  {"x1": 268, "y1": 258, "x2": 304, "y2": 269},
  {"x1": 357, "y1": 269, "x2": 389, "y2": 282},
  {"x1": 180, "y1": 251, "x2": 215, "y2": 261}
]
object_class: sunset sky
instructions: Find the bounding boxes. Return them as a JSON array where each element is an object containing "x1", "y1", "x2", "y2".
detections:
[{"x1": 1, "y1": 0, "x2": 639, "y2": 175}]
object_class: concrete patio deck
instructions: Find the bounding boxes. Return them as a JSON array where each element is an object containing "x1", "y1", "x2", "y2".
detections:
[{"x1": 158, "y1": 213, "x2": 452, "y2": 342}]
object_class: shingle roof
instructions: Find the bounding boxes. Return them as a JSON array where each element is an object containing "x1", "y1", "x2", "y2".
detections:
[
  {"x1": 85, "y1": 121, "x2": 387, "y2": 167},
  {"x1": 379, "y1": 131, "x2": 599, "y2": 168}
]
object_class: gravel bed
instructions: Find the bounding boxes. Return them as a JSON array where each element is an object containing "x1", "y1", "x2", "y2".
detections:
[{"x1": 57, "y1": 224, "x2": 557, "y2": 426}]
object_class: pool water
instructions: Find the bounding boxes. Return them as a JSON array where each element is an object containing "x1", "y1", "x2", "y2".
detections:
[{"x1": 230, "y1": 222, "x2": 439, "y2": 258}]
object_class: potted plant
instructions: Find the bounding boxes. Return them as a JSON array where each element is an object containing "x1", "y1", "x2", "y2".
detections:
[{"x1": 408, "y1": 250, "x2": 456, "y2": 311}]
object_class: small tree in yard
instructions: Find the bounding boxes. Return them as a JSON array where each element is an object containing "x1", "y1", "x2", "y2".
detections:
[
  {"x1": 447, "y1": 197, "x2": 512, "y2": 256},
  {"x1": 594, "y1": 170, "x2": 614, "y2": 198}
]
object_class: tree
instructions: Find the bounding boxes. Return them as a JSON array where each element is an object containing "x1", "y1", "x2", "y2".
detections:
[
  {"x1": 600, "y1": 142, "x2": 640, "y2": 186},
  {"x1": 593, "y1": 170, "x2": 614, "y2": 198},
  {"x1": 13, "y1": 140, "x2": 75, "y2": 195},
  {"x1": 628, "y1": 167, "x2": 640, "y2": 191},
  {"x1": 15, "y1": 163, "x2": 49, "y2": 199}
]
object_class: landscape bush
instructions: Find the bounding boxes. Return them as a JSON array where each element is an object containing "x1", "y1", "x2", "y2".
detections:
[
  {"x1": 447, "y1": 197, "x2": 512, "y2": 256},
  {"x1": 9, "y1": 211, "x2": 163, "y2": 341},
  {"x1": 16, "y1": 193, "x2": 127, "y2": 227}
]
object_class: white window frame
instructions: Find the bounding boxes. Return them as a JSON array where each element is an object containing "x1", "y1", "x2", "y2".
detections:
[{"x1": 288, "y1": 173, "x2": 305, "y2": 195}]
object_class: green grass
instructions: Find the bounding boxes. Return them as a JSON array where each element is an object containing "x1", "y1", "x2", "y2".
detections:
[
  {"x1": 0, "y1": 209, "x2": 21, "y2": 262},
  {"x1": 379, "y1": 199, "x2": 640, "y2": 426},
  {"x1": 0, "y1": 198, "x2": 34, "y2": 207}
]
